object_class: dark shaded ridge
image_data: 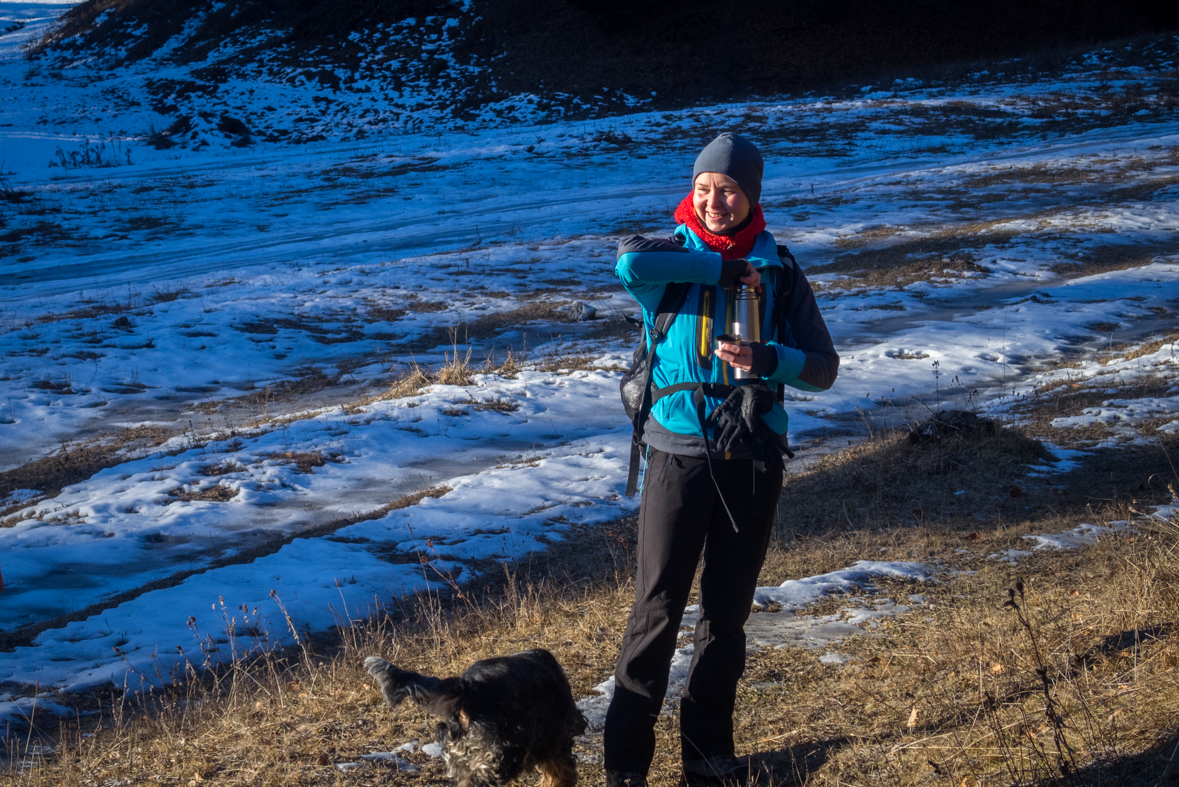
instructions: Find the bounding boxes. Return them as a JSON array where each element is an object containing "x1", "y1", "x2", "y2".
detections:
[
  {"x1": 31, "y1": 0, "x2": 439, "y2": 63},
  {"x1": 29, "y1": 0, "x2": 1179, "y2": 107}
]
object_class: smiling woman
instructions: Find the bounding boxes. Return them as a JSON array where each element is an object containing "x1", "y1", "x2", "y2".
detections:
[
  {"x1": 606, "y1": 132, "x2": 839, "y2": 787},
  {"x1": 692, "y1": 173, "x2": 750, "y2": 235}
]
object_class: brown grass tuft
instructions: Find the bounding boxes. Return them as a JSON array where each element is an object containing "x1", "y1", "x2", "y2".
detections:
[
  {"x1": 435, "y1": 346, "x2": 476, "y2": 387},
  {"x1": 1099, "y1": 332, "x2": 1179, "y2": 365},
  {"x1": 385, "y1": 362, "x2": 434, "y2": 399},
  {"x1": 167, "y1": 482, "x2": 239, "y2": 503},
  {"x1": 265, "y1": 451, "x2": 339, "y2": 473}
]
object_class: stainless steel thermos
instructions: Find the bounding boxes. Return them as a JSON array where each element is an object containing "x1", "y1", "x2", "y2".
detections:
[{"x1": 730, "y1": 285, "x2": 760, "y2": 379}]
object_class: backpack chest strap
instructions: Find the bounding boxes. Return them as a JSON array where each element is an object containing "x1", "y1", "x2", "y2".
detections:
[{"x1": 651, "y1": 381, "x2": 735, "y2": 403}]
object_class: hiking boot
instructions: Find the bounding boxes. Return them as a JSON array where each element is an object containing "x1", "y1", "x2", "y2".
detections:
[
  {"x1": 606, "y1": 770, "x2": 649, "y2": 787},
  {"x1": 682, "y1": 755, "x2": 769, "y2": 787}
]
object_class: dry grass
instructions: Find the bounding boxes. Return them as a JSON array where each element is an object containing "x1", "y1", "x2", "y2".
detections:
[
  {"x1": 737, "y1": 514, "x2": 1179, "y2": 787},
  {"x1": 962, "y1": 162, "x2": 1102, "y2": 189},
  {"x1": 532, "y1": 348, "x2": 619, "y2": 374},
  {"x1": 198, "y1": 459, "x2": 248, "y2": 477},
  {"x1": 1015, "y1": 374, "x2": 1177, "y2": 446},
  {"x1": 6, "y1": 493, "x2": 1176, "y2": 786},
  {"x1": 167, "y1": 482, "x2": 240, "y2": 503},
  {"x1": 0, "y1": 426, "x2": 173, "y2": 511},
  {"x1": 1048, "y1": 241, "x2": 1179, "y2": 278},
  {"x1": 355, "y1": 340, "x2": 600, "y2": 410},
  {"x1": 4, "y1": 396, "x2": 1177, "y2": 787},
  {"x1": 1099, "y1": 332, "x2": 1179, "y2": 365},
  {"x1": 406, "y1": 300, "x2": 448, "y2": 313},
  {"x1": 264, "y1": 451, "x2": 340, "y2": 474},
  {"x1": 435, "y1": 346, "x2": 478, "y2": 387},
  {"x1": 809, "y1": 248, "x2": 992, "y2": 291},
  {"x1": 470, "y1": 398, "x2": 520, "y2": 413},
  {"x1": 774, "y1": 413, "x2": 1059, "y2": 534},
  {"x1": 384, "y1": 363, "x2": 434, "y2": 399},
  {"x1": 191, "y1": 368, "x2": 344, "y2": 417},
  {"x1": 365, "y1": 305, "x2": 406, "y2": 323},
  {"x1": 809, "y1": 207, "x2": 1179, "y2": 293},
  {"x1": 358, "y1": 349, "x2": 480, "y2": 405},
  {"x1": 831, "y1": 225, "x2": 906, "y2": 250},
  {"x1": 396, "y1": 301, "x2": 571, "y2": 356},
  {"x1": 2, "y1": 524, "x2": 637, "y2": 785}
]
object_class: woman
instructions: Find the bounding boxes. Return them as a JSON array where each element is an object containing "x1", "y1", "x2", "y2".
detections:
[{"x1": 605, "y1": 132, "x2": 839, "y2": 787}]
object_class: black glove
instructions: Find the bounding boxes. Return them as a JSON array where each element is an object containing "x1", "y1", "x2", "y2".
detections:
[
  {"x1": 706, "y1": 384, "x2": 774, "y2": 454},
  {"x1": 718, "y1": 258, "x2": 750, "y2": 289},
  {"x1": 747, "y1": 342, "x2": 779, "y2": 378}
]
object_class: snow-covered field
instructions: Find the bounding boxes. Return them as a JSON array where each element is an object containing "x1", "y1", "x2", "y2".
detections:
[{"x1": 1, "y1": 2, "x2": 1177, "y2": 722}]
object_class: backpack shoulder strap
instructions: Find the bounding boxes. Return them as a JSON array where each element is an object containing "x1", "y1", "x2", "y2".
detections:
[
  {"x1": 650, "y1": 281, "x2": 692, "y2": 343},
  {"x1": 624, "y1": 281, "x2": 692, "y2": 497},
  {"x1": 775, "y1": 244, "x2": 796, "y2": 303},
  {"x1": 771, "y1": 245, "x2": 799, "y2": 405}
]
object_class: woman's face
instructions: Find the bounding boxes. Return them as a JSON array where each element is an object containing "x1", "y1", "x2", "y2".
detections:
[{"x1": 693, "y1": 172, "x2": 751, "y2": 234}]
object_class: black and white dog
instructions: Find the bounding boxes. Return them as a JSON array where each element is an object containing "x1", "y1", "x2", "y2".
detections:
[{"x1": 365, "y1": 649, "x2": 587, "y2": 787}]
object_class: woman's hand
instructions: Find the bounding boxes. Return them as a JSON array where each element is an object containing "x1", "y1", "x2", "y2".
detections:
[
  {"x1": 716, "y1": 341, "x2": 778, "y2": 377},
  {"x1": 738, "y1": 260, "x2": 761, "y2": 290},
  {"x1": 715, "y1": 340, "x2": 754, "y2": 372}
]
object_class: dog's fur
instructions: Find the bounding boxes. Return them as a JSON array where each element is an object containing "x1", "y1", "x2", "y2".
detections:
[{"x1": 365, "y1": 649, "x2": 587, "y2": 787}]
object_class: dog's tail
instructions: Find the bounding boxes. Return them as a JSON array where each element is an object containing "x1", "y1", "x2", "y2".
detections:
[{"x1": 365, "y1": 656, "x2": 459, "y2": 718}]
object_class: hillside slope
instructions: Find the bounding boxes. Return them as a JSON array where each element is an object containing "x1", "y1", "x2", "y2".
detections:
[{"x1": 22, "y1": 0, "x2": 1179, "y2": 150}]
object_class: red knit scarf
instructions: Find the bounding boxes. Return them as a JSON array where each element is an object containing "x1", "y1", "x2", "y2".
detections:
[{"x1": 673, "y1": 193, "x2": 766, "y2": 260}]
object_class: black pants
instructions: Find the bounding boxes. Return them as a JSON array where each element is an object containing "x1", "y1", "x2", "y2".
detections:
[{"x1": 604, "y1": 447, "x2": 782, "y2": 773}]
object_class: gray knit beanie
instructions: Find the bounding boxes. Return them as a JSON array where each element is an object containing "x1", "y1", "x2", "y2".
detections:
[{"x1": 692, "y1": 132, "x2": 764, "y2": 207}]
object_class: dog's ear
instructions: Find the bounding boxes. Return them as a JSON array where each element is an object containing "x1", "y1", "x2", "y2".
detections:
[{"x1": 442, "y1": 703, "x2": 471, "y2": 739}]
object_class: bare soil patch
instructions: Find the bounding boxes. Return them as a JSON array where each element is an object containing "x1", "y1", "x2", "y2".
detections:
[
  {"x1": 1048, "y1": 240, "x2": 1179, "y2": 277},
  {"x1": 810, "y1": 249, "x2": 991, "y2": 291},
  {"x1": 830, "y1": 225, "x2": 904, "y2": 250},
  {"x1": 962, "y1": 162, "x2": 1103, "y2": 189}
]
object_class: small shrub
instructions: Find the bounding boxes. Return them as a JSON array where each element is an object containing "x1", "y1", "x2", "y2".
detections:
[{"x1": 48, "y1": 136, "x2": 133, "y2": 170}]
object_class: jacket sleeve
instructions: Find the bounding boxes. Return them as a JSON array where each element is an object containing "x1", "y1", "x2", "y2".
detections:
[
  {"x1": 765, "y1": 261, "x2": 839, "y2": 392},
  {"x1": 615, "y1": 235, "x2": 722, "y2": 314}
]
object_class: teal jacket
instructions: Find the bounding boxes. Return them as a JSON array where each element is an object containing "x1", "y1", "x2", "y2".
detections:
[{"x1": 616, "y1": 225, "x2": 838, "y2": 455}]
